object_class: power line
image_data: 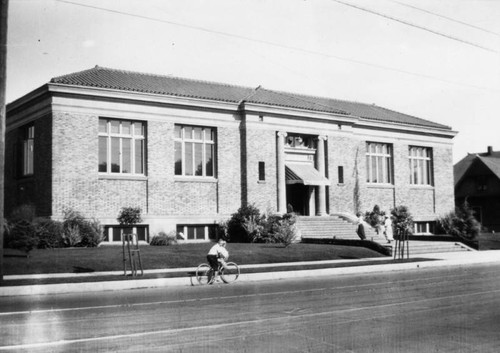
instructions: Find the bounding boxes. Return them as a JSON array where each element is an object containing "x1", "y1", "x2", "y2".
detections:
[
  {"x1": 331, "y1": 0, "x2": 499, "y2": 53},
  {"x1": 390, "y1": 0, "x2": 500, "y2": 37},
  {"x1": 54, "y1": 0, "x2": 498, "y2": 92}
]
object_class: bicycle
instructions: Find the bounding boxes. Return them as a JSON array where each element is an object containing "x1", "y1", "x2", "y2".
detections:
[{"x1": 196, "y1": 261, "x2": 240, "y2": 285}]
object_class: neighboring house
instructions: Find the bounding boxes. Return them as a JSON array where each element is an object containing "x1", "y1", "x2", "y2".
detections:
[
  {"x1": 454, "y1": 146, "x2": 500, "y2": 232},
  {"x1": 5, "y1": 66, "x2": 457, "y2": 242}
]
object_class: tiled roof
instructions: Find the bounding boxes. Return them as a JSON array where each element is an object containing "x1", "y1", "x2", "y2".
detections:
[
  {"x1": 51, "y1": 66, "x2": 255, "y2": 103},
  {"x1": 50, "y1": 66, "x2": 451, "y2": 130},
  {"x1": 454, "y1": 150, "x2": 500, "y2": 186},
  {"x1": 248, "y1": 88, "x2": 449, "y2": 129}
]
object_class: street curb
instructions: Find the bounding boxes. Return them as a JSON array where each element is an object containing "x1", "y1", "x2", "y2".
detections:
[{"x1": 1, "y1": 251, "x2": 499, "y2": 297}]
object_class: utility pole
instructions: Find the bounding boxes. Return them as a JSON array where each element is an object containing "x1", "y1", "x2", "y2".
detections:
[{"x1": 0, "y1": 0, "x2": 9, "y2": 282}]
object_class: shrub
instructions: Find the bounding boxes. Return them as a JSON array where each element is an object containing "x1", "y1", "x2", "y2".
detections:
[
  {"x1": 436, "y1": 201, "x2": 481, "y2": 241},
  {"x1": 150, "y1": 231, "x2": 178, "y2": 246},
  {"x1": 117, "y1": 207, "x2": 143, "y2": 225},
  {"x1": 227, "y1": 204, "x2": 263, "y2": 243},
  {"x1": 62, "y1": 208, "x2": 104, "y2": 247},
  {"x1": 64, "y1": 225, "x2": 82, "y2": 247},
  {"x1": 242, "y1": 215, "x2": 264, "y2": 243},
  {"x1": 253, "y1": 212, "x2": 297, "y2": 246},
  {"x1": 4, "y1": 219, "x2": 38, "y2": 253},
  {"x1": 34, "y1": 218, "x2": 64, "y2": 249},
  {"x1": 266, "y1": 213, "x2": 297, "y2": 247},
  {"x1": 391, "y1": 205, "x2": 414, "y2": 236},
  {"x1": 226, "y1": 204, "x2": 297, "y2": 246},
  {"x1": 79, "y1": 218, "x2": 105, "y2": 247}
]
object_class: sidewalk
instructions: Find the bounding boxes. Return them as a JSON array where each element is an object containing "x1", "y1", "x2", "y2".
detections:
[{"x1": 1, "y1": 250, "x2": 499, "y2": 297}]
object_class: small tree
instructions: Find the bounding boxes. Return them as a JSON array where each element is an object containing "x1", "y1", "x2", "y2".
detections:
[
  {"x1": 117, "y1": 207, "x2": 143, "y2": 226},
  {"x1": 436, "y1": 201, "x2": 481, "y2": 241},
  {"x1": 391, "y1": 205, "x2": 414, "y2": 236}
]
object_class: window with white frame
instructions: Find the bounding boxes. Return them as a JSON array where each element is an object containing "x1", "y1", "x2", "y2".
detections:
[
  {"x1": 103, "y1": 225, "x2": 149, "y2": 242},
  {"x1": 22, "y1": 125, "x2": 35, "y2": 176},
  {"x1": 414, "y1": 221, "x2": 435, "y2": 235},
  {"x1": 174, "y1": 125, "x2": 215, "y2": 177},
  {"x1": 366, "y1": 142, "x2": 393, "y2": 184},
  {"x1": 176, "y1": 224, "x2": 217, "y2": 240},
  {"x1": 409, "y1": 146, "x2": 433, "y2": 185},
  {"x1": 98, "y1": 118, "x2": 145, "y2": 175}
]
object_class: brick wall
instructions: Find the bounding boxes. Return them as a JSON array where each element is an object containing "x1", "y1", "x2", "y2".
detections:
[
  {"x1": 5, "y1": 122, "x2": 23, "y2": 215},
  {"x1": 327, "y1": 134, "x2": 360, "y2": 214},
  {"x1": 4, "y1": 114, "x2": 53, "y2": 217},
  {"x1": 244, "y1": 127, "x2": 277, "y2": 214},
  {"x1": 431, "y1": 144, "x2": 455, "y2": 216},
  {"x1": 216, "y1": 124, "x2": 242, "y2": 216},
  {"x1": 327, "y1": 135, "x2": 454, "y2": 221},
  {"x1": 147, "y1": 120, "x2": 174, "y2": 215},
  {"x1": 51, "y1": 112, "x2": 148, "y2": 219}
]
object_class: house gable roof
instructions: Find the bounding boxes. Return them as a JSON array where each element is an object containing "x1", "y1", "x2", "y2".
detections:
[
  {"x1": 454, "y1": 150, "x2": 500, "y2": 187},
  {"x1": 47, "y1": 66, "x2": 451, "y2": 130}
]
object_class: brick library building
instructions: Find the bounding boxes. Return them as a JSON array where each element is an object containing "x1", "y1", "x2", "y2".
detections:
[{"x1": 5, "y1": 66, "x2": 456, "y2": 243}]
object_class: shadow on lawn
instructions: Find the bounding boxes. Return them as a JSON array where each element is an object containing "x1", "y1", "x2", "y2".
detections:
[{"x1": 73, "y1": 266, "x2": 95, "y2": 273}]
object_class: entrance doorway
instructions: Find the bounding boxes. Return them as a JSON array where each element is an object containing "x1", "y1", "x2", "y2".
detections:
[{"x1": 286, "y1": 184, "x2": 312, "y2": 215}]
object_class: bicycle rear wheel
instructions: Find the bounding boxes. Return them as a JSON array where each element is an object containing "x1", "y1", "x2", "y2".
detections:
[
  {"x1": 220, "y1": 262, "x2": 240, "y2": 283},
  {"x1": 196, "y1": 263, "x2": 213, "y2": 285}
]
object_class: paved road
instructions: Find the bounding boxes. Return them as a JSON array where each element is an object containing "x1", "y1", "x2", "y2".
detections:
[{"x1": 1, "y1": 263, "x2": 500, "y2": 352}]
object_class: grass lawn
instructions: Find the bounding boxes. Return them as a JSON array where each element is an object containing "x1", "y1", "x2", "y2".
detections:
[
  {"x1": 3, "y1": 242, "x2": 385, "y2": 275},
  {"x1": 478, "y1": 233, "x2": 500, "y2": 251}
]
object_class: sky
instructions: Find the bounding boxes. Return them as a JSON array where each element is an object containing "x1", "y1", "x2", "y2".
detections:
[{"x1": 6, "y1": 0, "x2": 500, "y2": 163}]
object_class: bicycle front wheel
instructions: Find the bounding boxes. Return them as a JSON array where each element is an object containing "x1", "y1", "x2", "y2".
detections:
[
  {"x1": 220, "y1": 262, "x2": 240, "y2": 283},
  {"x1": 196, "y1": 263, "x2": 213, "y2": 285}
]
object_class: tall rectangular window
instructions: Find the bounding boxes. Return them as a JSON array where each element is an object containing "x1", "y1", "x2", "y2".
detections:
[
  {"x1": 22, "y1": 125, "x2": 35, "y2": 176},
  {"x1": 338, "y1": 166, "x2": 344, "y2": 184},
  {"x1": 409, "y1": 146, "x2": 433, "y2": 185},
  {"x1": 98, "y1": 118, "x2": 145, "y2": 175},
  {"x1": 174, "y1": 125, "x2": 215, "y2": 177},
  {"x1": 258, "y1": 161, "x2": 265, "y2": 181},
  {"x1": 366, "y1": 142, "x2": 393, "y2": 184}
]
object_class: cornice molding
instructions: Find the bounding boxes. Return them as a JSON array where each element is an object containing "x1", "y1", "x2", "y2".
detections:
[{"x1": 46, "y1": 83, "x2": 241, "y2": 112}]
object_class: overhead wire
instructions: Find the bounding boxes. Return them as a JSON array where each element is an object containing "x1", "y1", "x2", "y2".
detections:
[
  {"x1": 331, "y1": 0, "x2": 499, "y2": 53},
  {"x1": 389, "y1": 0, "x2": 500, "y2": 37},
  {"x1": 55, "y1": 0, "x2": 499, "y2": 92}
]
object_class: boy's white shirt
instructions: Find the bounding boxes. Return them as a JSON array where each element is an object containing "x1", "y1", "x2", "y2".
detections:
[{"x1": 208, "y1": 244, "x2": 229, "y2": 259}]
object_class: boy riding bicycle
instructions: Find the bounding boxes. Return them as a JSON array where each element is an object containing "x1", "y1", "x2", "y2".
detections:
[{"x1": 207, "y1": 239, "x2": 229, "y2": 278}]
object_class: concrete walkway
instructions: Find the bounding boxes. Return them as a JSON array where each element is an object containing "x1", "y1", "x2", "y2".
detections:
[{"x1": 1, "y1": 250, "x2": 499, "y2": 297}]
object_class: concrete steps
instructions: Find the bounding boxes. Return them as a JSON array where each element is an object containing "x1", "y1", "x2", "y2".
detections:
[
  {"x1": 297, "y1": 216, "x2": 386, "y2": 244},
  {"x1": 401, "y1": 241, "x2": 472, "y2": 255},
  {"x1": 296, "y1": 215, "x2": 474, "y2": 255}
]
